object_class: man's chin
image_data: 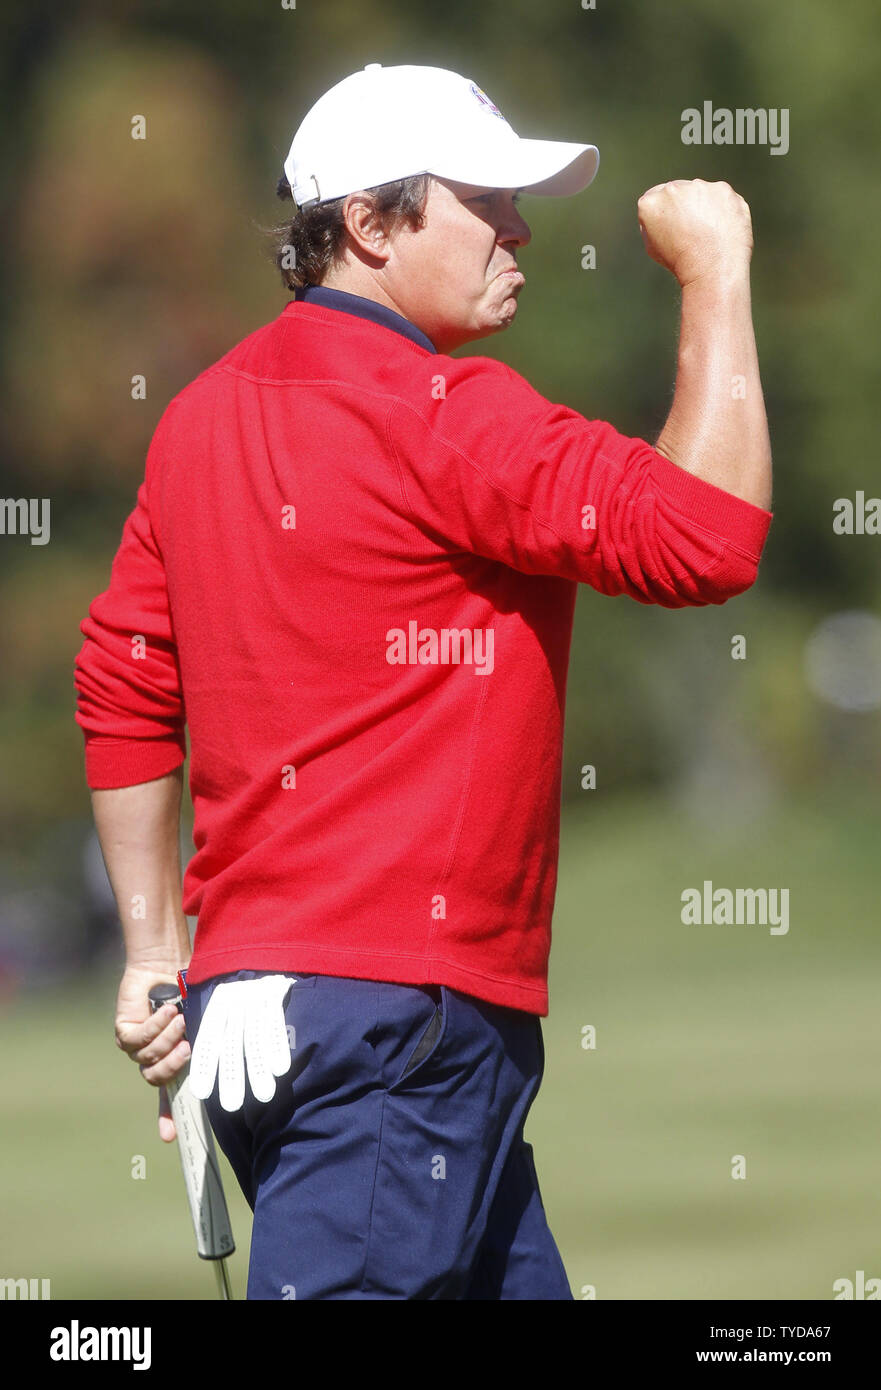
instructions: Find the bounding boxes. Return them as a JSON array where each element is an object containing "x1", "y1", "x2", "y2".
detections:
[
  {"x1": 480, "y1": 288, "x2": 523, "y2": 334},
  {"x1": 494, "y1": 294, "x2": 521, "y2": 330},
  {"x1": 464, "y1": 315, "x2": 517, "y2": 346},
  {"x1": 441, "y1": 296, "x2": 521, "y2": 350}
]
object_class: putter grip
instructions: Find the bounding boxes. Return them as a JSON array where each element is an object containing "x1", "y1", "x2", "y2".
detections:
[{"x1": 148, "y1": 984, "x2": 235, "y2": 1261}]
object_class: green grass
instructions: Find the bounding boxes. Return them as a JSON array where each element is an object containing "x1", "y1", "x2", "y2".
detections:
[
  {"x1": 1, "y1": 783, "x2": 879, "y2": 1299},
  {"x1": 536, "y1": 782, "x2": 881, "y2": 1299}
]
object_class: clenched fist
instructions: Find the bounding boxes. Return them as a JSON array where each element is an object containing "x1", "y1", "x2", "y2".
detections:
[{"x1": 637, "y1": 179, "x2": 753, "y2": 288}]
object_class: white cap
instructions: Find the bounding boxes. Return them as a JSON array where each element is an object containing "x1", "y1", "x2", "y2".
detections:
[{"x1": 284, "y1": 63, "x2": 599, "y2": 208}]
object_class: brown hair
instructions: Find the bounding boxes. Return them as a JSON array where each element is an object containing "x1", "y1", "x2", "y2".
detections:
[{"x1": 274, "y1": 172, "x2": 431, "y2": 290}]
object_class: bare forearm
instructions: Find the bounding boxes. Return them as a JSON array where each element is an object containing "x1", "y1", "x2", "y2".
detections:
[
  {"x1": 90, "y1": 766, "x2": 191, "y2": 968},
  {"x1": 654, "y1": 267, "x2": 772, "y2": 510}
]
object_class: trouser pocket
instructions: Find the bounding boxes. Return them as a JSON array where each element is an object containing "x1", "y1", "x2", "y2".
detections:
[
  {"x1": 369, "y1": 982, "x2": 448, "y2": 1091},
  {"x1": 399, "y1": 1002, "x2": 443, "y2": 1081}
]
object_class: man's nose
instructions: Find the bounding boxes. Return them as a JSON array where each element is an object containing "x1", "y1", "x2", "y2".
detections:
[{"x1": 501, "y1": 206, "x2": 531, "y2": 248}]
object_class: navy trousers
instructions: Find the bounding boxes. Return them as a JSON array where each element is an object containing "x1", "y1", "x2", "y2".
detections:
[{"x1": 180, "y1": 969, "x2": 572, "y2": 1300}]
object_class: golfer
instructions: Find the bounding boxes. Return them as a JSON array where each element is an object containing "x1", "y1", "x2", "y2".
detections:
[{"x1": 74, "y1": 63, "x2": 772, "y2": 1299}]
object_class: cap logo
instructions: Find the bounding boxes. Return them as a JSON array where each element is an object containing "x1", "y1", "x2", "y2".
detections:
[{"x1": 470, "y1": 83, "x2": 506, "y2": 120}]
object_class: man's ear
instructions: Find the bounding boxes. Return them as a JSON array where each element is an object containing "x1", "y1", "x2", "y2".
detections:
[{"x1": 341, "y1": 192, "x2": 390, "y2": 263}]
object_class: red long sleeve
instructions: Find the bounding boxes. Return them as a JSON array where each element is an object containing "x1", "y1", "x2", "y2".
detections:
[{"x1": 75, "y1": 466, "x2": 187, "y2": 788}]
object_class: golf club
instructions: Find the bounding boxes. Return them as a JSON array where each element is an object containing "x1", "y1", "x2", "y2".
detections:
[{"x1": 148, "y1": 982, "x2": 235, "y2": 1299}]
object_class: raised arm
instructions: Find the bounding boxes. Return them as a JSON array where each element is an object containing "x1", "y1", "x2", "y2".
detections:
[{"x1": 638, "y1": 178, "x2": 772, "y2": 511}]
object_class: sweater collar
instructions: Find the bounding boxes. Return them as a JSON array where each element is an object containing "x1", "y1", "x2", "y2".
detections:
[{"x1": 293, "y1": 284, "x2": 437, "y2": 354}]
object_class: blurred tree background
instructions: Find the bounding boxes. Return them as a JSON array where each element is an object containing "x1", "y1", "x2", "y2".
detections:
[{"x1": 0, "y1": 0, "x2": 879, "y2": 1299}]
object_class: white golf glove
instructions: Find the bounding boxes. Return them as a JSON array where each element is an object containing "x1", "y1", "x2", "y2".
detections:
[{"x1": 189, "y1": 975, "x2": 297, "y2": 1111}]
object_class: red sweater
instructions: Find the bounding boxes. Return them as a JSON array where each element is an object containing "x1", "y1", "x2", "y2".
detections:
[{"x1": 74, "y1": 292, "x2": 772, "y2": 1014}]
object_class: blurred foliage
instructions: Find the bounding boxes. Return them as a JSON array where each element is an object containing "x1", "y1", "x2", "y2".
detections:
[{"x1": 0, "y1": 0, "x2": 880, "y2": 853}]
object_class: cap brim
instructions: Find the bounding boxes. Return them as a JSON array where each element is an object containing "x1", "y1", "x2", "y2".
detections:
[
  {"x1": 429, "y1": 140, "x2": 599, "y2": 198},
  {"x1": 517, "y1": 141, "x2": 599, "y2": 196}
]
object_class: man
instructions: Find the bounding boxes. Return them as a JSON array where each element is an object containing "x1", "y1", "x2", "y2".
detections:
[{"x1": 74, "y1": 63, "x2": 772, "y2": 1300}]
